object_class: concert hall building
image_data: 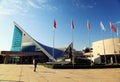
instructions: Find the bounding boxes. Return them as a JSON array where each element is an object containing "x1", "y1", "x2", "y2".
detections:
[
  {"x1": 84, "y1": 38, "x2": 120, "y2": 64},
  {"x1": 92, "y1": 38, "x2": 120, "y2": 64},
  {"x1": 0, "y1": 22, "x2": 72, "y2": 64}
]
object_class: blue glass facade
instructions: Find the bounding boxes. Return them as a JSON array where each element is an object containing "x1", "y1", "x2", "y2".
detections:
[
  {"x1": 21, "y1": 45, "x2": 36, "y2": 52},
  {"x1": 11, "y1": 26, "x2": 22, "y2": 51}
]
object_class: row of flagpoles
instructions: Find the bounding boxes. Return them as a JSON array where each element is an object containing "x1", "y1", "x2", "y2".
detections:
[{"x1": 53, "y1": 19, "x2": 119, "y2": 64}]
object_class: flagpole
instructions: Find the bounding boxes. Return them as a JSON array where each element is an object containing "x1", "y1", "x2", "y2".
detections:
[
  {"x1": 88, "y1": 29, "x2": 92, "y2": 65},
  {"x1": 52, "y1": 19, "x2": 56, "y2": 62},
  {"x1": 111, "y1": 28, "x2": 117, "y2": 64},
  {"x1": 112, "y1": 32, "x2": 117, "y2": 64},
  {"x1": 101, "y1": 29, "x2": 106, "y2": 64},
  {"x1": 53, "y1": 28, "x2": 55, "y2": 61},
  {"x1": 72, "y1": 28, "x2": 74, "y2": 69},
  {"x1": 71, "y1": 20, "x2": 74, "y2": 69},
  {"x1": 87, "y1": 20, "x2": 92, "y2": 65},
  {"x1": 100, "y1": 22, "x2": 107, "y2": 64},
  {"x1": 110, "y1": 22, "x2": 117, "y2": 64}
]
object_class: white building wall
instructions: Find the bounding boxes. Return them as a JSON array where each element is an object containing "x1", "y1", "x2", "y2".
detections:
[{"x1": 92, "y1": 38, "x2": 120, "y2": 63}]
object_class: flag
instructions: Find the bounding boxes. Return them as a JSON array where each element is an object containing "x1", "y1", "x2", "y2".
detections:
[
  {"x1": 117, "y1": 28, "x2": 119, "y2": 37},
  {"x1": 87, "y1": 20, "x2": 90, "y2": 31},
  {"x1": 54, "y1": 19, "x2": 56, "y2": 29},
  {"x1": 100, "y1": 21, "x2": 106, "y2": 31},
  {"x1": 71, "y1": 20, "x2": 74, "y2": 29},
  {"x1": 110, "y1": 22, "x2": 117, "y2": 32}
]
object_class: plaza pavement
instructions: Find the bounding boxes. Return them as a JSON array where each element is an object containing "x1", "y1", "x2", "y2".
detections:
[{"x1": 0, "y1": 64, "x2": 120, "y2": 82}]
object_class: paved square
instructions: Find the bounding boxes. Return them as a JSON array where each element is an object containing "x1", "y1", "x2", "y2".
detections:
[{"x1": 0, "y1": 64, "x2": 120, "y2": 82}]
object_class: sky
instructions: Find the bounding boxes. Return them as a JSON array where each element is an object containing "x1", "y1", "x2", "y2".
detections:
[{"x1": 0, "y1": 0, "x2": 120, "y2": 51}]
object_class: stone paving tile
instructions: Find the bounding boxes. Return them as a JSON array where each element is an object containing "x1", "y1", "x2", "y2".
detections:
[{"x1": 0, "y1": 64, "x2": 120, "y2": 82}]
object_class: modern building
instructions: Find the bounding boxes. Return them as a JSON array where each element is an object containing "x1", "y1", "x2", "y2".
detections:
[
  {"x1": 91, "y1": 38, "x2": 120, "y2": 64},
  {"x1": 2, "y1": 22, "x2": 118, "y2": 65},
  {"x1": 0, "y1": 22, "x2": 73, "y2": 64}
]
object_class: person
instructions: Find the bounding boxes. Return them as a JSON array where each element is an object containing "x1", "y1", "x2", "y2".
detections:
[{"x1": 33, "y1": 58, "x2": 38, "y2": 72}]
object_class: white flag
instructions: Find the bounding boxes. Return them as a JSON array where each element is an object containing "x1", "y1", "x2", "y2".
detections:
[
  {"x1": 117, "y1": 28, "x2": 119, "y2": 37},
  {"x1": 100, "y1": 21, "x2": 106, "y2": 31}
]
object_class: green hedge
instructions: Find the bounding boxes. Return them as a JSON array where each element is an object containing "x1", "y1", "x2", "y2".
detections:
[{"x1": 41, "y1": 63, "x2": 120, "y2": 69}]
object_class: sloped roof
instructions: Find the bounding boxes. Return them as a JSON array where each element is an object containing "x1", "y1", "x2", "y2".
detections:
[
  {"x1": 13, "y1": 22, "x2": 72, "y2": 61},
  {"x1": 36, "y1": 41, "x2": 64, "y2": 59},
  {"x1": 13, "y1": 22, "x2": 56, "y2": 61}
]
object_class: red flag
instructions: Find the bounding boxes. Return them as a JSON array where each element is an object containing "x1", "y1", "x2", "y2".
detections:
[
  {"x1": 71, "y1": 20, "x2": 74, "y2": 29},
  {"x1": 87, "y1": 20, "x2": 90, "y2": 31},
  {"x1": 54, "y1": 19, "x2": 56, "y2": 29},
  {"x1": 110, "y1": 22, "x2": 117, "y2": 32}
]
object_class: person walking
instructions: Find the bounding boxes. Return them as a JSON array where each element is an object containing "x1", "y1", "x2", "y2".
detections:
[{"x1": 33, "y1": 58, "x2": 38, "y2": 72}]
